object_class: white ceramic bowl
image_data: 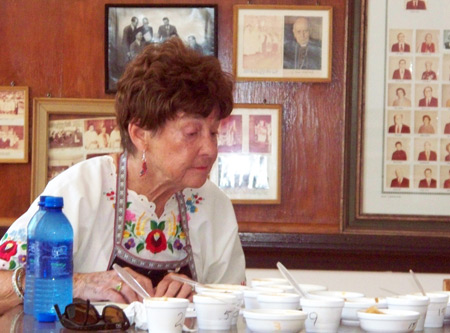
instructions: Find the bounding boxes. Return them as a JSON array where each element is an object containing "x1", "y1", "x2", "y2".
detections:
[
  {"x1": 342, "y1": 297, "x2": 388, "y2": 326},
  {"x1": 257, "y1": 292, "x2": 301, "y2": 310},
  {"x1": 251, "y1": 277, "x2": 290, "y2": 287},
  {"x1": 243, "y1": 308, "x2": 307, "y2": 333},
  {"x1": 357, "y1": 308, "x2": 420, "y2": 332},
  {"x1": 309, "y1": 290, "x2": 365, "y2": 300},
  {"x1": 387, "y1": 295, "x2": 429, "y2": 331},
  {"x1": 300, "y1": 296, "x2": 344, "y2": 332}
]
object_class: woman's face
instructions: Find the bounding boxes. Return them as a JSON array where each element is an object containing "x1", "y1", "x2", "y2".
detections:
[{"x1": 145, "y1": 108, "x2": 220, "y2": 189}]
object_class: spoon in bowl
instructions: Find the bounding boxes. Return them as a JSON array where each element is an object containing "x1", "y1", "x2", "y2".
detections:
[
  {"x1": 276, "y1": 262, "x2": 310, "y2": 298},
  {"x1": 409, "y1": 269, "x2": 427, "y2": 296}
]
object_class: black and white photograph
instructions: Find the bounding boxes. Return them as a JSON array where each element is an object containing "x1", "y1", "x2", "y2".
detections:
[
  {"x1": 105, "y1": 4, "x2": 217, "y2": 92},
  {"x1": 0, "y1": 86, "x2": 28, "y2": 163},
  {"x1": 32, "y1": 98, "x2": 119, "y2": 198}
]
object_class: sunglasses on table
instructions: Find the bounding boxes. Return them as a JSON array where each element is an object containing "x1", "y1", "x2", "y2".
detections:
[{"x1": 54, "y1": 298, "x2": 130, "y2": 331}]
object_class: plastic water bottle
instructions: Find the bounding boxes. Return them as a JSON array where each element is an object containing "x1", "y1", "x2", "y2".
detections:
[
  {"x1": 24, "y1": 195, "x2": 48, "y2": 315},
  {"x1": 33, "y1": 196, "x2": 73, "y2": 322}
]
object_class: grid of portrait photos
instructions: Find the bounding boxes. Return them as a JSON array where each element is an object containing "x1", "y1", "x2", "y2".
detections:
[
  {"x1": 384, "y1": 4, "x2": 450, "y2": 193},
  {"x1": 47, "y1": 117, "x2": 122, "y2": 182}
]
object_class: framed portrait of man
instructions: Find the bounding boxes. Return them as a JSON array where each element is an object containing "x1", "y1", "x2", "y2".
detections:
[{"x1": 233, "y1": 5, "x2": 332, "y2": 82}]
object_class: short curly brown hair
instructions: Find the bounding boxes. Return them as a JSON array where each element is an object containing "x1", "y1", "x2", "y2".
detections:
[{"x1": 115, "y1": 37, "x2": 234, "y2": 154}]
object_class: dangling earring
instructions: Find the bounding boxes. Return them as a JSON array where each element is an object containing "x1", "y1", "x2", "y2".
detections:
[{"x1": 140, "y1": 150, "x2": 147, "y2": 177}]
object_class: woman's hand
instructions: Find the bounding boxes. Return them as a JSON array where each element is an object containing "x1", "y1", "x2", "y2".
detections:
[
  {"x1": 155, "y1": 273, "x2": 195, "y2": 301},
  {"x1": 73, "y1": 267, "x2": 154, "y2": 304}
]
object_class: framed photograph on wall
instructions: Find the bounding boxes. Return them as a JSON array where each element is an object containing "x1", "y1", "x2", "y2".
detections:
[
  {"x1": 105, "y1": 4, "x2": 217, "y2": 93},
  {"x1": 233, "y1": 5, "x2": 332, "y2": 82},
  {"x1": 209, "y1": 104, "x2": 282, "y2": 204},
  {"x1": 345, "y1": 0, "x2": 450, "y2": 234},
  {"x1": 31, "y1": 98, "x2": 122, "y2": 200},
  {"x1": 0, "y1": 86, "x2": 28, "y2": 163}
]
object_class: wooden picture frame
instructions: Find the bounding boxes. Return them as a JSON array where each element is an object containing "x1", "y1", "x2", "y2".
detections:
[
  {"x1": 105, "y1": 4, "x2": 218, "y2": 93},
  {"x1": 31, "y1": 98, "x2": 121, "y2": 200},
  {"x1": 233, "y1": 5, "x2": 332, "y2": 82},
  {"x1": 344, "y1": 0, "x2": 450, "y2": 235},
  {"x1": 209, "y1": 104, "x2": 282, "y2": 204},
  {"x1": 0, "y1": 86, "x2": 29, "y2": 163}
]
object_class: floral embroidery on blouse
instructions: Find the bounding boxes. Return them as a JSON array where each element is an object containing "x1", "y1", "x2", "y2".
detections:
[
  {"x1": 185, "y1": 193, "x2": 203, "y2": 213},
  {"x1": 0, "y1": 232, "x2": 27, "y2": 270},
  {"x1": 117, "y1": 192, "x2": 203, "y2": 259}
]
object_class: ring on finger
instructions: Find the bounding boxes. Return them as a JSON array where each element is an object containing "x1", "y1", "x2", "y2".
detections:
[{"x1": 115, "y1": 282, "x2": 123, "y2": 292}]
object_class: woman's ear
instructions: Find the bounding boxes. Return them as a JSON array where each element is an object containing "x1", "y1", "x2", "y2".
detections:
[{"x1": 128, "y1": 123, "x2": 149, "y2": 151}]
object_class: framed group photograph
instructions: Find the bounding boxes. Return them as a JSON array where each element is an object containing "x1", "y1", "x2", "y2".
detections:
[
  {"x1": 105, "y1": 4, "x2": 217, "y2": 93},
  {"x1": 0, "y1": 86, "x2": 28, "y2": 163},
  {"x1": 345, "y1": 0, "x2": 450, "y2": 234},
  {"x1": 233, "y1": 5, "x2": 332, "y2": 82},
  {"x1": 31, "y1": 98, "x2": 122, "y2": 200},
  {"x1": 209, "y1": 104, "x2": 282, "y2": 204}
]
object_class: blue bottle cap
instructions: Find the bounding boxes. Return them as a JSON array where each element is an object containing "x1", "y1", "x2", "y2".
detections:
[
  {"x1": 36, "y1": 312, "x2": 57, "y2": 322},
  {"x1": 38, "y1": 195, "x2": 48, "y2": 207},
  {"x1": 44, "y1": 196, "x2": 64, "y2": 208}
]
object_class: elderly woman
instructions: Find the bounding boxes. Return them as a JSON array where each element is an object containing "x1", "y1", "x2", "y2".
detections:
[{"x1": 0, "y1": 38, "x2": 246, "y2": 314}]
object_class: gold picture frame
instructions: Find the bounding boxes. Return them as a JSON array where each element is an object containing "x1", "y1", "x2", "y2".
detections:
[
  {"x1": 0, "y1": 86, "x2": 29, "y2": 163},
  {"x1": 233, "y1": 5, "x2": 333, "y2": 82},
  {"x1": 209, "y1": 104, "x2": 282, "y2": 204},
  {"x1": 31, "y1": 98, "x2": 121, "y2": 200}
]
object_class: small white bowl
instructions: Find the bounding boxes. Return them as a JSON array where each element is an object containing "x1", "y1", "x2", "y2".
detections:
[
  {"x1": 387, "y1": 295, "x2": 429, "y2": 331},
  {"x1": 198, "y1": 289, "x2": 243, "y2": 326},
  {"x1": 309, "y1": 290, "x2": 365, "y2": 300},
  {"x1": 299, "y1": 284, "x2": 328, "y2": 293},
  {"x1": 243, "y1": 286, "x2": 285, "y2": 310},
  {"x1": 251, "y1": 278, "x2": 290, "y2": 287},
  {"x1": 300, "y1": 296, "x2": 344, "y2": 332},
  {"x1": 342, "y1": 297, "x2": 388, "y2": 326},
  {"x1": 357, "y1": 308, "x2": 420, "y2": 332},
  {"x1": 412, "y1": 292, "x2": 449, "y2": 328},
  {"x1": 257, "y1": 292, "x2": 301, "y2": 310},
  {"x1": 200, "y1": 283, "x2": 250, "y2": 292},
  {"x1": 265, "y1": 284, "x2": 296, "y2": 293},
  {"x1": 243, "y1": 308, "x2": 307, "y2": 333},
  {"x1": 193, "y1": 293, "x2": 237, "y2": 330},
  {"x1": 435, "y1": 291, "x2": 450, "y2": 320}
]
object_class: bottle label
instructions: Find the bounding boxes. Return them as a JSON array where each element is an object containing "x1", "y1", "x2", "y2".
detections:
[
  {"x1": 35, "y1": 240, "x2": 73, "y2": 279},
  {"x1": 26, "y1": 239, "x2": 37, "y2": 274}
]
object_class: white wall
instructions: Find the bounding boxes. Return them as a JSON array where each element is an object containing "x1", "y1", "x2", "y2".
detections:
[{"x1": 245, "y1": 269, "x2": 449, "y2": 297}]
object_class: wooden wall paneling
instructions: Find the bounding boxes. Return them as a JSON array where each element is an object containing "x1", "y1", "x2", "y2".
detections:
[{"x1": 0, "y1": 1, "x2": 64, "y2": 224}]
